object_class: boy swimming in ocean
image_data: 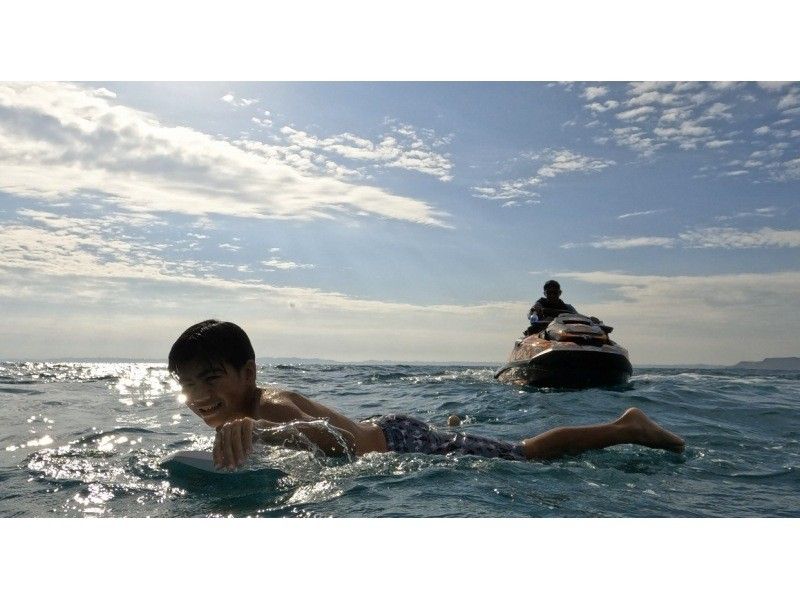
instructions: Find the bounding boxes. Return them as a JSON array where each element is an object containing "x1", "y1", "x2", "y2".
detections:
[{"x1": 169, "y1": 320, "x2": 685, "y2": 470}]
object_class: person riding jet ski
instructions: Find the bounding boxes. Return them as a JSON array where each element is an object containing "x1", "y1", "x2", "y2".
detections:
[
  {"x1": 525, "y1": 280, "x2": 577, "y2": 336},
  {"x1": 529, "y1": 279, "x2": 577, "y2": 321}
]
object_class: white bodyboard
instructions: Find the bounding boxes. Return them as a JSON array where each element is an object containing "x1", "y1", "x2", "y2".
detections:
[
  {"x1": 162, "y1": 450, "x2": 225, "y2": 473},
  {"x1": 161, "y1": 449, "x2": 286, "y2": 480}
]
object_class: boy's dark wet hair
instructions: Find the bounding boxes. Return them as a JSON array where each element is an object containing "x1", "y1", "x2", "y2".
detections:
[{"x1": 168, "y1": 320, "x2": 255, "y2": 376}]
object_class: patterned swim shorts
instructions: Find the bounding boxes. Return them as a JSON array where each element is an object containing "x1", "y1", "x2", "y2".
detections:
[{"x1": 375, "y1": 414, "x2": 527, "y2": 461}]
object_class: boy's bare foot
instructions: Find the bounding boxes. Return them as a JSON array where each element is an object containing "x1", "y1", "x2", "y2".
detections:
[{"x1": 617, "y1": 407, "x2": 685, "y2": 453}]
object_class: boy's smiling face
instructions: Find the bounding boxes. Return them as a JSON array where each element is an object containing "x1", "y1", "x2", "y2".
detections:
[{"x1": 176, "y1": 359, "x2": 256, "y2": 428}]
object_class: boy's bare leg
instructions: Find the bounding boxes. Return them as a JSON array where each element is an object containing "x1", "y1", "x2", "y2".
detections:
[{"x1": 521, "y1": 407, "x2": 684, "y2": 460}]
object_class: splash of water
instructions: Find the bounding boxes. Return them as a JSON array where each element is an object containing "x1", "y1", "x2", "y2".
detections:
[{"x1": 253, "y1": 418, "x2": 355, "y2": 462}]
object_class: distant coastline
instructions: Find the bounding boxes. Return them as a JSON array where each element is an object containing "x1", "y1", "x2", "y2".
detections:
[
  {"x1": 3, "y1": 356, "x2": 799, "y2": 370},
  {"x1": 728, "y1": 356, "x2": 800, "y2": 371}
]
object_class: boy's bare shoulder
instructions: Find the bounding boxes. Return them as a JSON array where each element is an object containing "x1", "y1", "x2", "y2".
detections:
[
  {"x1": 260, "y1": 386, "x2": 307, "y2": 405},
  {"x1": 256, "y1": 387, "x2": 310, "y2": 421}
]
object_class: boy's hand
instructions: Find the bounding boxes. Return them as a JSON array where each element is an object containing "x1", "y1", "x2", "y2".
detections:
[{"x1": 213, "y1": 417, "x2": 255, "y2": 470}]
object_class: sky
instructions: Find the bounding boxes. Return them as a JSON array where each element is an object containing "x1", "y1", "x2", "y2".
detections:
[{"x1": 1, "y1": 81, "x2": 799, "y2": 365}]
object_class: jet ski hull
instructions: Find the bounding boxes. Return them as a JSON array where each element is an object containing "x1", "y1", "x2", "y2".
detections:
[
  {"x1": 495, "y1": 345, "x2": 632, "y2": 388},
  {"x1": 495, "y1": 314, "x2": 632, "y2": 388}
]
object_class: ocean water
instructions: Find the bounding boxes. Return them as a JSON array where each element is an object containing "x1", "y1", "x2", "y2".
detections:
[{"x1": 1, "y1": 361, "x2": 798, "y2": 518}]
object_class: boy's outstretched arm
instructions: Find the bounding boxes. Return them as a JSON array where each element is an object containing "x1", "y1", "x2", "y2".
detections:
[
  {"x1": 255, "y1": 418, "x2": 356, "y2": 457},
  {"x1": 213, "y1": 414, "x2": 356, "y2": 470}
]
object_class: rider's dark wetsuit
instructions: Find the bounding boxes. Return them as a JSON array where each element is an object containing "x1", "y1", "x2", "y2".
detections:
[
  {"x1": 523, "y1": 297, "x2": 578, "y2": 336},
  {"x1": 528, "y1": 297, "x2": 577, "y2": 319}
]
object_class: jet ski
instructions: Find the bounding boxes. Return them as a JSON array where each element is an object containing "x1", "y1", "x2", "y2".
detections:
[{"x1": 494, "y1": 312, "x2": 632, "y2": 388}]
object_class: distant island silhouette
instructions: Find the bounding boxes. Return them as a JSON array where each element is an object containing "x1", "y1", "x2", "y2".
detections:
[{"x1": 730, "y1": 357, "x2": 800, "y2": 370}]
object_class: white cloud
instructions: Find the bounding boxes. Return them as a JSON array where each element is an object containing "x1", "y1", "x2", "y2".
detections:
[
  {"x1": 562, "y1": 236, "x2": 674, "y2": 250},
  {"x1": 221, "y1": 93, "x2": 258, "y2": 107},
  {"x1": 582, "y1": 86, "x2": 608, "y2": 100},
  {"x1": 562, "y1": 225, "x2": 800, "y2": 250},
  {"x1": 565, "y1": 269, "x2": 800, "y2": 313},
  {"x1": 93, "y1": 88, "x2": 116, "y2": 99},
  {"x1": 702, "y1": 102, "x2": 733, "y2": 120},
  {"x1": 709, "y1": 82, "x2": 742, "y2": 91},
  {"x1": 777, "y1": 89, "x2": 800, "y2": 110},
  {"x1": 474, "y1": 149, "x2": 614, "y2": 201},
  {"x1": 472, "y1": 178, "x2": 541, "y2": 200},
  {"x1": 627, "y1": 82, "x2": 672, "y2": 95},
  {"x1": 472, "y1": 186, "x2": 496, "y2": 196},
  {"x1": 611, "y1": 127, "x2": 663, "y2": 156},
  {"x1": 679, "y1": 227, "x2": 800, "y2": 248},
  {"x1": 261, "y1": 258, "x2": 315, "y2": 270},
  {"x1": 0, "y1": 208, "x2": 494, "y2": 317},
  {"x1": 616, "y1": 106, "x2": 656, "y2": 121},
  {"x1": 573, "y1": 82, "x2": 800, "y2": 164},
  {"x1": 617, "y1": 209, "x2": 668, "y2": 219},
  {"x1": 672, "y1": 82, "x2": 702, "y2": 93},
  {"x1": 626, "y1": 91, "x2": 680, "y2": 107},
  {"x1": 585, "y1": 100, "x2": 619, "y2": 113},
  {"x1": 0, "y1": 82, "x2": 448, "y2": 228},
  {"x1": 777, "y1": 157, "x2": 800, "y2": 180},
  {"x1": 1, "y1": 210, "x2": 177, "y2": 285},
  {"x1": 558, "y1": 270, "x2": 800, "y2": 363},
  {"x1": 535, "y1": 149, "x2": 615, "y2": 178},
  {"x1": 322, "y1": 160, "x2": 364, "y2": 180},
  {"x1": 658, "y1": 106, "x2": 693, "y2": 123},
  {"x1": 754, "y1": 125, "x2": 771, "y2": 135},
  {"x1": 750, "y1": 147, "x2": 784, "y2": 160},
  {"x1": 251, "y1": 116, "x2": 272, "y2": 128},
  {"x1": 688, "y1": 90, "x2": 715, "y2": 106},
  {"x1": 715, "y1": 207, "x2": 778, "y2": 221},
  {"x1": 277, "y1": 122, "x2": 453, "y2": 182},
  {"x1": 653, "y1": 120, "x2": 712, "y2": 138},
  {"x1": 758, "y1": 82, "x2": 793, "y2": 92}
]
